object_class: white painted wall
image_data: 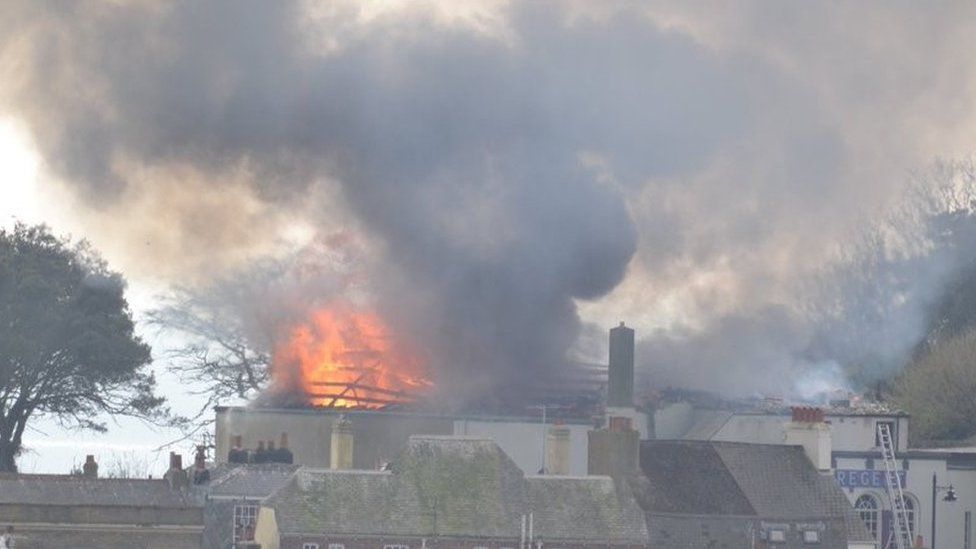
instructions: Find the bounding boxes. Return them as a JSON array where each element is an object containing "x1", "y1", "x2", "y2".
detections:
[
  {"x1": 656, "y1": 408, "x2": 911, "y2": 453},
  {"x1": 835, "y1": 454, "x2": 976, "y2": 549},
  {"x1": 453, "y1": 418, "x2": 590, "y2": 475}
]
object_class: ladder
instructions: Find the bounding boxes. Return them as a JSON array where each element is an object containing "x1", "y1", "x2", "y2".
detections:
[{"x1": 878, "y1": 423, "x2": 913, "y2": 549}]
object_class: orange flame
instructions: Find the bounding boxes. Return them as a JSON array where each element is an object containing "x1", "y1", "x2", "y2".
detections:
[{"x1": 273, "y1": 304, "x2": 431, "y2": 408}]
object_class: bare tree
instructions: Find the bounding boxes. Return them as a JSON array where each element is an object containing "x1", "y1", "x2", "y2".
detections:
[{"x1": 146, "y1": 284, "x2": 272, "y2": 423}]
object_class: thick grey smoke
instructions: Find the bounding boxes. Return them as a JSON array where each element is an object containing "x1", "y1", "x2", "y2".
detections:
[{"x1": 4, "y1": 1, "x2": 976, "y2": 400}]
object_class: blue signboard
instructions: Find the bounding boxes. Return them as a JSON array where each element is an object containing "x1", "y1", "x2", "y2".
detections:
[{"x1": 835, "y1": 469, "x2": 907, "y2": 489}]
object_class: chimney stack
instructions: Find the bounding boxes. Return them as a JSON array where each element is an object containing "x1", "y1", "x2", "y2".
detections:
[
  {"x1": 785, "y1": 406, "x2": 832, "y2": 472},
  {"x1": 82, "y1": 455, "x2": 98, "y2": 478},
  {"x1": 608, "y1": 322, "x2": 635, "y2": 408},
  {"x1": 279, "y1": 433, "x2": 294, "y2": 464},
  {"x1": 545, "y1": 423, "x2": 571, "y2": 475},
  {"x1": 330, "y1": 415, "x2": 354, "y2": 470},
  {"x1": 228, "y1": 435, "x2": 247, "y2": 464},
  {"x1": 588, "y1": 416, "x2": 639, "y2": 478},
  {"x1": 193, "y1": 445, "x2": 211, "y2": 485},
  {"x1": 164, "y1": 452, "x2": 189, "y2": 490}
]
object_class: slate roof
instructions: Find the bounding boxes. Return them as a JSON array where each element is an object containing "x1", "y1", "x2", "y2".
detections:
[
  {"x1": 636, "y1": 440, "x2": 754, "y2": 515},
  {"x1": 0, "y1": 474, "x2": 198, "y2": 508},
  {"x1": 526, "y1": 475, "x2": 648, "y2": 544},
  {"x1": 264, "y1": 436, "x2": 648, "y2": 544},
  {"x1": 681, "y1": 411, "x2": 734, "y2": 440},
  {"x1": 204, "y1": 463, "x2": 300, "y2": 499},
  {"x1": 637, "y1": 440, "x2": 873, "y2": 544}
]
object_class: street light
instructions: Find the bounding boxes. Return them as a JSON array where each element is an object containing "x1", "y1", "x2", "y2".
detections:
[{"x1": 931, "y1": 472, "x2": 957, "y2": 549}]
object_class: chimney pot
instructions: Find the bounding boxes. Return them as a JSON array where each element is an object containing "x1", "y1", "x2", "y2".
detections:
[
  {"x1": 169, "y1": 452, "x2": 183, "y2": 471},
  {"x1": 280, "y1": 433, "x2": 289, "y2": 449},
  {"x1": 609, "y1": 416, "x2": 633, "y2": 432}
]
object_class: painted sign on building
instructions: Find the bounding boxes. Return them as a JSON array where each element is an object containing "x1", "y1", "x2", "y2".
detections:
[{"x1": 834, "y1": 469, "x2": 907, "y2": 489}]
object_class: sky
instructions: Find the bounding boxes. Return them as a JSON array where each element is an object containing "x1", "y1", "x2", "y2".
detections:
[{"x1": 3, "y1": 0, "x2": 976, "y2": 472}]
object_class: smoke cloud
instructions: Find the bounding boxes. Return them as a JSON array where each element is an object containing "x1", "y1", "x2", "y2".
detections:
[{"x1": 3, "y1": 1, "x2": 976, "y2": 399}]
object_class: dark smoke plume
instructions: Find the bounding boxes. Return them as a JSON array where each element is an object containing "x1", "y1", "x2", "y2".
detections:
[{"x1": 4, "y1": 2, "x2": 976, "y2": 400}]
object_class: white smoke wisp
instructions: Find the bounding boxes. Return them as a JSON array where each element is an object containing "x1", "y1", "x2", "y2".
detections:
[{"x1": 793, "y1": 361, "x2": 852, "y2": 404}]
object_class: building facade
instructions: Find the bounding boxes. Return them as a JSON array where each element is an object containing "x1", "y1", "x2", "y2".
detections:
[
  {"x1": 655, "y1": 400, "x2": 976, "y2": 548},
  {"x1": 0, "y1": 467, "x2": 203, "y2": 549}
]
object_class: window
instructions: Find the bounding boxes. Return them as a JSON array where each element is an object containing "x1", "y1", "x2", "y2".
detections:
[
  {"x1": 768, "y1": 529, "x2": 786, "y2": 542},
  {"x1": 328, "y1": 544, "x2": 344, "y2": 549},
  {"x1": 233, "y1": 504, "x2": 259, "y2": 547},
  {"x1": 383, "y1": 545, "x2": 409, "y2": 549},
  {"x1": 876, "y1": 421, "x2": 896, "y2": 449},
  {"x1": 903, "y1": 495, "x2": 917, "y2": 536},
  {"x1": 855, "y1": 494, "x2": 880, "y2": 540},
  {"x1": 803, "y1": 530, "x2": 821, "y2": 543},
  {"x1": 303, "y1": 544, "x2": 319, "y2": 549}
]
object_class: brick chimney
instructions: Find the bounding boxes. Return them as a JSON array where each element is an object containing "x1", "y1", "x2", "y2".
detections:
[
  {"x1": 279, "y1": 433, "x2": 294, "y2": 464},
  {"x1": 330, "y1": 415, "x2": 354, "y2": 470},
  {"x1": 82, "y1": 455, "x2": 98, "y2": 478},
  {"x1": 785, "y1": 406, "x2": 832, "y2": 472},
  {"x1": 192, "y1": 445, "x2": 210, "y2": 485},
  {"x1": 164, "y1": 452, "x2": 189, "y2": 490},
  {"x1": 588, "y1": 416, "x2": 639, "y2": 478},
  {"x1": 228, "y1": 435, "x2": 247, "y2": 464},
  {"x1": 545, "y1": 423, "x2": 571, "y2": 475},
  {"x1": 608, "y1": 322, "x2": 635, "y2": 408}
]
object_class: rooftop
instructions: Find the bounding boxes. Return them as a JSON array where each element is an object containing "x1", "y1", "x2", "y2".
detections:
[
  {"x1": 262, "y1": 436, "x2": 647, "y2": 544},
  {"x1": 635, "y1": 440, "x2": 873, "y2": 543},
  {"x1": 0, "y1": 473, "x2": 200, "y2": 508}
]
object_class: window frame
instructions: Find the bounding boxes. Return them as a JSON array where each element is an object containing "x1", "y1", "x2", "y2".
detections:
[
  {"x1": 855, "y1": 493, "x2": 881, "y2": 541},
  {"x1": 802, "y1": 529, "x2": 821, "y2": 544},
  {"x1": 232, "y1": 503, "x2": 259, "y2": 547}
]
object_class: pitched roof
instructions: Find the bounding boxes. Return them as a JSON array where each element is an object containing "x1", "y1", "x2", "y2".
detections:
[
  {"x1": 637, "y1": 440, "x2": 873, "y2": 543},
  {"x1": 205, "y1": 463, "x2": 300, "y2": 499},
  {"x1": 526, "y1": 475, "x2": 648, "y2": 544},
  {"x1": 0, "y1": 474, "x2": 198, "y2": 508},
  {"x1": 636, "y1": 440, "x2": 755, "y2": 515},
  {"x1": 264, "y1": 436, "x2": 648, "y2": 543}
]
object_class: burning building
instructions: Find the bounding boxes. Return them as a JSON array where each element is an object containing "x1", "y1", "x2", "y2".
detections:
[{"x1": 214, "y1": 322, "x2": 651, "y2": 476}]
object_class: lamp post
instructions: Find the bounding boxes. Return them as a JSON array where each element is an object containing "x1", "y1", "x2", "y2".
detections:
[{"x1": 931, "y1": 472, "x2": 958, "y2": 549}]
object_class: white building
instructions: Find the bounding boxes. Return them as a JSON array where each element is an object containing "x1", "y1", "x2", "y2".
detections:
[{"x1": 655, "y1": 401, "x2": 976, "y2": 548}]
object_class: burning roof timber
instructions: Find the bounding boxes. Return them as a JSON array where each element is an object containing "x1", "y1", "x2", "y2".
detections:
[{"x1": 258, "y1": 319, "x2": 634, "y2": 418}]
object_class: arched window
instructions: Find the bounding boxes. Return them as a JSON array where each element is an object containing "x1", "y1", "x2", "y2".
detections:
[
  {"x1": 903, "y1": 495, "x2": 917, "y2": 537},
  {"x1": 855, "y1": 494, "x2": 880, "y2": 540}
]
